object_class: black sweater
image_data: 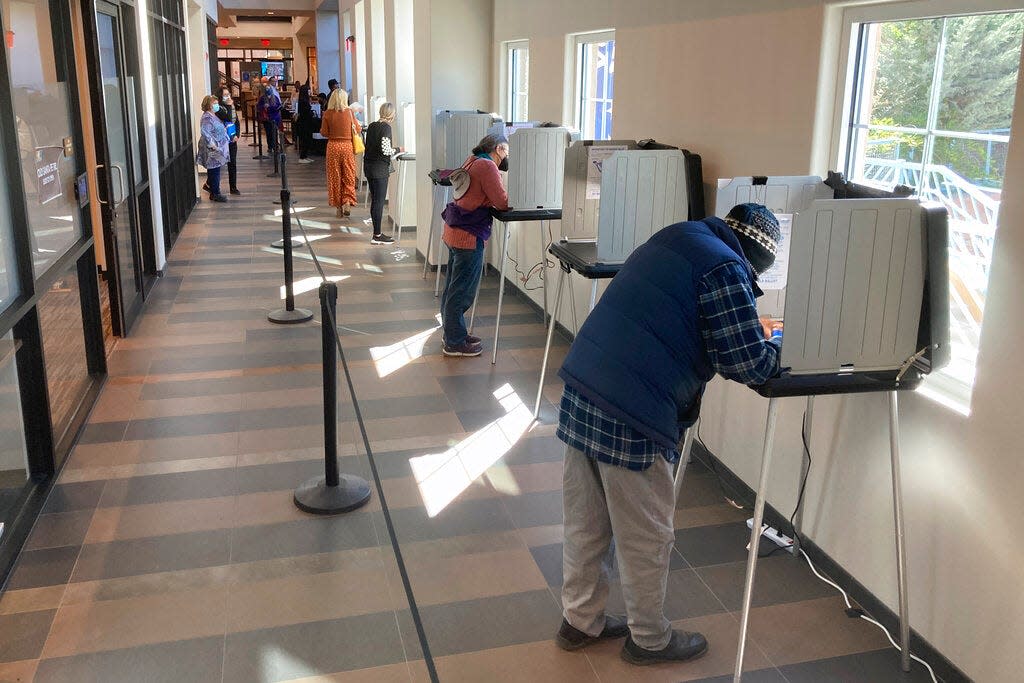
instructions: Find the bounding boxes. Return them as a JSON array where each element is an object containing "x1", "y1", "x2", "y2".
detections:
[{"x1": 363, "y1": 121, "x2": 396, "y2": 179}]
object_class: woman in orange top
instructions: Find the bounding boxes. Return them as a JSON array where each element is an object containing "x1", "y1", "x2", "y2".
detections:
[{"x1": 319, "y1": 89, "x2": 361, "y2": 217}]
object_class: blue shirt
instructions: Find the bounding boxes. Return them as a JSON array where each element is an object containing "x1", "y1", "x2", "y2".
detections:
[{"x1": 557, "y1": 261, "x2": 781, "y2": 471}]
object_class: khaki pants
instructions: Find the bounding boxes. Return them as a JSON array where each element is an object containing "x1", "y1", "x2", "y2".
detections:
[{"x1": 561, "y1": 444, "x2": 676, "y2": 650}]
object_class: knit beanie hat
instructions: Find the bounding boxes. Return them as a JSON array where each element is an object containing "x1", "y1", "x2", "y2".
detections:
[{"x1": 724, "y1": 203, "x2": 780, "y2": 275}]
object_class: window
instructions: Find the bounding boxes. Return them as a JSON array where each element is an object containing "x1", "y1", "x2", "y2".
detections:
[
  {"x1": 573, "y1": 31, "x2": 615, "y2": 139},
  {"x1": 506, "y1": 40, "x2": 529, "y2": 122},
  {"x1": 841, "y1": 11, "x2": 1024, "y2": 400}
]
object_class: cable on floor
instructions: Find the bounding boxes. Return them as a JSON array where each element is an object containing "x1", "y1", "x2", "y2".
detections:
[{"x1": 288, "y1": 204, "x2": 441, "y2": 683}]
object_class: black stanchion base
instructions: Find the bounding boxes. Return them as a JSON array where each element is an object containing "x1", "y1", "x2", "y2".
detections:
[
  {"x1": 294, "y1": 475, "x2": 372, "y2": 515},
  {"x1": 253, "y1": 155, "x2": 269, "y2": 160},
  {"x1": 268, "y1": 307, "x2": 313, "y2": 324},
  {"x1": 272, "y1": 199, "x2": 298, "y2": 205},
  {"x1": 267, "y1": 171, "x2": 279, "y2": 177},
  {"x1": 271, "y1": 238, "x2": 304, "y2": 249}
]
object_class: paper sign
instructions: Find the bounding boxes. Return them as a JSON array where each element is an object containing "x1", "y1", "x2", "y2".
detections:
[
  {"x1": 585, "y1": 145, "x2": 627, "y2": 199},
  {"x1": 35, "y1": 147, "x2": 64, "y2": 205},
  {"x1": 758, "y1": 213, "x2": 792, "y2": 290}
]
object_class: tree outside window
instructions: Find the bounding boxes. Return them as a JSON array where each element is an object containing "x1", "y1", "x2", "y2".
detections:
[{"x1": 845, "y1": 12, "x2": 1024, "y2": 398}]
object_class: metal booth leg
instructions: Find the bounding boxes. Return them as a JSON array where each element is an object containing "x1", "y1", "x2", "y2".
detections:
[
  {"x1": 491, "y1": 221, "x2": 511, "y2": 364},
  {"x1": 734, "y1": 397, "x2": 781, "y2": 683},
  {"x1": 673, "y1": 421, "x2": 697, "y2": 501},
  {"x1": 534, "y1": 267, "x2": 566, "y2": 419},
  {"x1": 568, "y1": 272, "x2": 579, "y2": 334},
  {"x1": 588, "y1": 279, "x2": 598, "y2": 311},
  {"x1": 468, "y1": 261, "x2": 485, "y2": 333},
  {"x1": 888, "y1": 390, "x2": 912, "y2": 672},
  {"x1": 423, "y1": 192, "x2": 436, "y2": 280},
  {"x1": 541, "y1": 221, "x2": 549, "y2": 326},
  {"x1": 434, "y1": 237, "x2": 445, "y2": 297},
  {"x1": 793, "y1": 396, "x2": 815, "y2": 554}
]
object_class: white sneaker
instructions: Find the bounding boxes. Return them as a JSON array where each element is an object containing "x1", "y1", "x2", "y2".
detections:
[{"x1": 297, "y1": 158, "x2": 313, "y2": 164}]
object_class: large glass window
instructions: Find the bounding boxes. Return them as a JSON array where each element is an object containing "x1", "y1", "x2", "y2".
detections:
[
  {"x1": 0, "y1": 73, "x2": 18, "y2": 311},
  {"x1": 506, "y1": 40, "x2": 529, "y2": 122},
  {"x1": 2, "y1": 0, "x2": 87, "y2": 277},
  {"x1": 573, "y1": 31, "x2": 615, "y2": 140},
  {"x1": 38, "y1": 262, "x2": 90, "y2": 456},
  {"x1": 843, "y1": 12, "x2": 1024, "y2": 400},
  {"x1": 0, "y1": 331, "x2": 29, "y2": 542}
]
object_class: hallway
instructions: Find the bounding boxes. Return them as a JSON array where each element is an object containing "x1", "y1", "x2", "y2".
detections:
[{"x1": 0, "y1": 150, "x2": 926, "y2": 682}]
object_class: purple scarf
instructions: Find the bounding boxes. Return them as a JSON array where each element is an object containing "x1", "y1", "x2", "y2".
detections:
[{"x1": 442, "y1": 202, "x2": 493, "y2": 241}]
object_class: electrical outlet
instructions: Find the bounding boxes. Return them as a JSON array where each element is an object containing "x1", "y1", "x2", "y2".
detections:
[{"x1": 746, "y1": 518, "x2": 795, "y2": 553}]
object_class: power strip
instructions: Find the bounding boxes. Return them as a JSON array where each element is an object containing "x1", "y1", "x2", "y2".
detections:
[{"x1": 746, "y1": 518, "x2": 795, "y2": 553}]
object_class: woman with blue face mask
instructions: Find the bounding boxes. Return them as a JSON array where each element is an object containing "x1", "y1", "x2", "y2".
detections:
[
  {"x1": 215, "y1": 87, "x2": 241, "y2": 195},
  {"x1": 196, "y1": 94, "x2": 231, "y2": 202}
]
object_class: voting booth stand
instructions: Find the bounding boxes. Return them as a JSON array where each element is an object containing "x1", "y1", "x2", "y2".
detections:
[
  {"x1": 422, "y1": 110, "x2": 504, "y2": 295},
  {"x1": 713, "y1": 176, "x2": 950, "y2": 682},
  {"x1": 486, "y1": 124, "x2": 573, "y2": 363},
  {"x1": 533, "y1": 140, "x2": 705, "y2": 417}
]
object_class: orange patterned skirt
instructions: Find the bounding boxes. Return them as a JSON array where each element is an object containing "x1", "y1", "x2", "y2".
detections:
[{"x1": 326, "y1": 139, "x2": 357, "y2": 207}]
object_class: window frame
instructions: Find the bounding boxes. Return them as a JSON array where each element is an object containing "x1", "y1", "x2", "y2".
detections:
[
  {"x1": 504, "y1": 39, "x2": 529, "y2": 122},
  {"x1": 570, "y1": 30, "x2": 615, "y2": 140},
  {"x1": 830, "y1": 0, "x2": 1024, "y2": 412}
]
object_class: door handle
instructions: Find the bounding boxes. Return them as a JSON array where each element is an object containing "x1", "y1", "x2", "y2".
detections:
[
  {"x1": 96, "y1": 164, "x2": 108, "y2": 205},
  {"x1": 110, "y1": 164, "x2": 126, "y2": 204}
]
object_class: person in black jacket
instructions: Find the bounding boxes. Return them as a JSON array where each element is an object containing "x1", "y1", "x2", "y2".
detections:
[
  {"x1": 295, "y1": 85, "x2": 314, "y2": 164},
  {"x1": 215, "y1": 87, "x2": 241, "y2": 195},
  {"x1": 363, "y1": 102, "x2": 400, "y2": 245}
]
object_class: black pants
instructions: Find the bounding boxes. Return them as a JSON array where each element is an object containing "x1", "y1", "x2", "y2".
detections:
[
  {"x1": 368, "y1": 175, "x2": 389, "y2": 236},
  {"x1": 227, "y1": 141, "x2": 238, "y2": 191},
  {"x1": 295, "y1": 118, "x2": 313, "y2": 158}
]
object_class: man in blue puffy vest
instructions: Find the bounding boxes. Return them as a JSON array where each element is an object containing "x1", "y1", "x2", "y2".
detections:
[{"x1": 553, "y1": 203, "x2": 783, "y2": 666}]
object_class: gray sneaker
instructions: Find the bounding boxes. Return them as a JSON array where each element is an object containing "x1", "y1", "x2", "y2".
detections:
[
  {"x1": 620, "y1": 630, "x2": 708, "y2": 666},
  {"x1": 442, "y1": 340, "x2": 483, "y2": 357}
]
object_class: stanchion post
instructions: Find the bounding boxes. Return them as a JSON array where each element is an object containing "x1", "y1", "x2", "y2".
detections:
[
  {"x1": 268, "y1": 148, "x2": 313, "y2": 324},
  {"x1": 293, "y1": 281, "x2": 372, "y2": 515},
  {"x1": 253, "y1": 118, "x2": 268, "y2": 159}
]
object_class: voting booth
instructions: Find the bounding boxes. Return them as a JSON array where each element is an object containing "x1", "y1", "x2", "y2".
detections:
[
  {"x1": 385, "y1": 103, "x2": 417, "y2": 241},
  {"x1": 533, "y1": 140, "x2": 705, "y2": 416},
  {"x1": 423, "y1": 111, "x2": 505, "y2": 291},
  {"x1": 486, "y1": 125, "x2": 573, "y2": 363},
  {"x1": 711, "y1": 174, "x2": 949, "y2": 682}
]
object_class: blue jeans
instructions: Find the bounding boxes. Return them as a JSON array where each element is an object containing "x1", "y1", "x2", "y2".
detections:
[
  {"x1": 440, "y1": 238, "x2": 484, "y2": 347},
  {"x1": 206, "y1": 165, "x2": 222, "y2": 197}
]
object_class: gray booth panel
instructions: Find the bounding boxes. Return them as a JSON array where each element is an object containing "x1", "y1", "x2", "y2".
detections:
[
  {"x1": 507, "y1": 127, "x2": 571, "y2": 209},
  {"x1": 596, "y1": 149, "x2": 691, "y2": 263},
  {"x1": 561, "y1": 139, "x2": 639, "y2": 240}
]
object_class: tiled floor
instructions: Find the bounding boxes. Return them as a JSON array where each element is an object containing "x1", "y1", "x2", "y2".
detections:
[{"x1": 0, "y1": 147, "x2": 935, "y2": 682}]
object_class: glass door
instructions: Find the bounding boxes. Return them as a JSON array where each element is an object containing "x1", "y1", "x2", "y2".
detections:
[{"x1": 96, "y1": 2, "x2": 144, "y2": 335}]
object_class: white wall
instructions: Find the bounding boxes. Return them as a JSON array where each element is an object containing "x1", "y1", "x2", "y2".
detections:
[
  {"x1": 492, "y1": 2, "x2": 1024, "y2": 682},
  {"x1": 413, "y1": 0, "x2": 494, "y2": 263}
]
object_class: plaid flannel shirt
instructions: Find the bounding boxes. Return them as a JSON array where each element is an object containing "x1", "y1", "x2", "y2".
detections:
[{"x1": 557, "y1": 261, "x2": 781, "y2": 471}]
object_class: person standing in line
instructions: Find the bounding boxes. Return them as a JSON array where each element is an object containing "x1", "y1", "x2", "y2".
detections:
[
  {"x1": 295, "y1": 84, "x2": 314, "y2": 164},
  {"x1": 319, "y1": 88, "x2": 361, "y2": 218},
  {"x1": 327, "y1": 78, "x2": 339, "y2": 94},
  {"x1": 438, "y1": 134, "x2": 510, "y2": 357},
  {"x1": 552, "y1": 204, "x2": 784, "y2": 666},
  {"x1": 262, "y1": 76, "x2": 283, "y2": 154},
  {"x1": 216, "y1": 87, "x2": 242, "y2": 195},
  {"x1": 362, "y1": 102, "x2": 400, "y2": 245},
  {"x1": 197, "y1": 94, "x2": 230, "y2": 203}
]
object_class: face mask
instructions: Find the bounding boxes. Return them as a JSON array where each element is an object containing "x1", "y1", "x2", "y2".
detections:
[
  {"x1": 211, "y1": 103, "x2": 220, "y2": 113},
  {"x1": 498, "y1": 157, "x2": 509, "y2": 172}
]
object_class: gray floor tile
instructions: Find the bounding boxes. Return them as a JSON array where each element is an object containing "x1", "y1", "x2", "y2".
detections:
[
  {"x1": 530, "y1": 542, "x2": 688, "y2": 588},
  {"x1": 696, "y1": 555, "x2": 838, "y2": 611},
  {"x1": 690, "y1": 668, "x2": 787, "y2": 682},
  {"x1": 413, "y1": 589, "x2": 562, "y2": 658},
  {"x1": 34, "y1": 635, "x2": 225, "y2": 683},
  {"x1": 389, "y1": 497, "x2": 516, "y2": 543},
  {"x1": 6, "y1": 546, "x2": 81, "y2": 590},
  {"x1": 779, "y1": 648, "x2": 935, "y2": 682},
  {"x1": 41, "y1": 481, "x2": 106, "y2": 514},
  {"x1": 676, "y1": 522, "x2": 754, "y2": 568},
  {"x1": 662, "y1": 568, "x2": 728, "y2": 620},
  {"x1": 501, "y1": 435, "x2": 564, "y2": 467},
  {"x1": 77, "y1": 421, "x2": 129, "y2": 445},
  {"x1": 503, "y1": 490, "x2": 563, "y2": 529},
  {"x1": 223, "y1": 610, "x2": 406, "y2": 682},
  {"x1": 0, "y1": 609, "x2": 56, "y2": 662},
  {"x1": 99, "y1": 469, "x2": 237, "y2": 508},
  {"x1": 71, "y1": 529, "x2": 231, "y2": 582},
  {"x1": 123, "y1": 412, "x2": 242, "y2": 441},
  {"x1": 229, "y1": 513, "x2": 381, "y2": 564}
]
